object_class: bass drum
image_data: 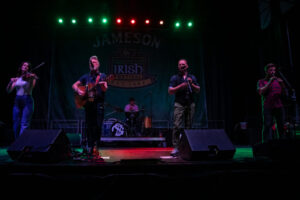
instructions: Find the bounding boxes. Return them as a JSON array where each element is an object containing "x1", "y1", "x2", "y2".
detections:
[
  {"x1": 111, "y1": 121, "x2": 128, "y2": 137},
  {"x1": 102, "y1": 118, "x2": 118, "y2": 136}
]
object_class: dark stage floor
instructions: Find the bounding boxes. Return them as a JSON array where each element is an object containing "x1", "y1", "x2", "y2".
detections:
[{"x1": 1, "y1": 145, "x2": 300, "y2": 199}]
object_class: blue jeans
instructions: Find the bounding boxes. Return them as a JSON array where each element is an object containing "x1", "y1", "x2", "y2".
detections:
[{"x1": 13, "y1": 95, "x2": 34, "y2": 139}]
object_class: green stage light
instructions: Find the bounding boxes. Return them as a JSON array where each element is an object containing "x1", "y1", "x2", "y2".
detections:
[
  {"x1": 88, "y1": 17, "x2": 93, "y2": 23},
  {"x1": 175, "y1": 21, "x2": 181, "y2": 28},
  {"x1": 71, "y1": 18, "x2": 77, "y2": 24},
  {"x1": 58, "y1": 18, "x2": 64, "y2": 24},
  {"x1": 187, "y1": 21, "x2": 193, "y2": 28},
  {"x1": 102, "y1": 17, "x2": 108, "y2": 24}
]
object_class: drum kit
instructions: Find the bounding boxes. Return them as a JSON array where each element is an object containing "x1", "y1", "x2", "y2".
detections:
[{"x1": 104, "y1": 103, "x2": 151, "y2": 137}]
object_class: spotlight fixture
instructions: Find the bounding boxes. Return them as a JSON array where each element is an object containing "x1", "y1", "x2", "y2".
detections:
[
  {"x1": 116, "y1": 18, "x2": 122, "y2": 24},
  {"x1": 71, "y1": 18, "x2": 77, "y2": 24},
  {"x1": 175, "y1": 21, "x2": 181, "y2": 28},
  {"x1": 58, "y1": 18, "x2": 64, "y2": 24},
  {"x1": 102, "y1": 17, "x2": 108, "y2": 24},
  {"x1": 88, "y1": 17, "x2": 93, "y2": 23},
  {"x1": 130, "y1": 18, "x2": 136, "y2": 25}
]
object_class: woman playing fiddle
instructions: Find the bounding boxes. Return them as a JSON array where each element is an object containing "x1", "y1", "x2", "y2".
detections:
[{"x1": 6, "y1": 61, "x2": 38, "y2": 139}]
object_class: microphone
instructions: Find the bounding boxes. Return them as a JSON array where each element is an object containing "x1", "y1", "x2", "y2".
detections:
[
  {"x1": 179, "y1": 65, "x2": 188, "y2": 72},
  {"x1": 185, "y1": 77, "x2": 193, "y2": 93}
]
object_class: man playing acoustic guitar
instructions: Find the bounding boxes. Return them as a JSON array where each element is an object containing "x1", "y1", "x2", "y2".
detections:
[{"x1": 72, "y1": 55, "x2": 108, "y2": 158}]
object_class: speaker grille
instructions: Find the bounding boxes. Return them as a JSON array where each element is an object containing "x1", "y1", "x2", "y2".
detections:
[
  {"x1": 7, "y1": 129, "x2": 71, "y2": 163},
  {"x1": 179, "y1": 129, "x2": 236, "y2": 160}
]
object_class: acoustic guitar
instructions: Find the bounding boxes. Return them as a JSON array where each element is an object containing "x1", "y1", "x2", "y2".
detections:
[{"x1": 74, "y1": 74, "x2": 114, "y2": 108}]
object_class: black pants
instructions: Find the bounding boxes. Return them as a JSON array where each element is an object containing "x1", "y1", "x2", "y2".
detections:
[
  {"x1": 84, "y1": 101, "x2": 104, "y2": 148},
  {"x1": 262, "y1": 106, "x2": 285, "y2": 143},
  {"x1": 125, "y1": 117, "x2": 139, "y2": 136}
]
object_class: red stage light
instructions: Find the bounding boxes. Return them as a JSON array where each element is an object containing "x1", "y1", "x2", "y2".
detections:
[
  {"x1": 130, "y1": 19, "x2": 136, "y2": 25},
  {"x1": 159, "y1": 20, "x2": 164, "y2": 25},
  {"x1": 145, "y1": 19, "x2": 150, "y2": 24},
  {"x1": 116, "y1": 18, "x2": 122, "y2": 24}
]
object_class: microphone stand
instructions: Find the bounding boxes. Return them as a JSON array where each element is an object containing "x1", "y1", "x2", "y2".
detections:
[
  {"x1": 145, "y1": 91, "x2": 153, "y2": 119},
  {"x1": 277, "y1": 70, "x2": 292, "y2": 90},
  {"x1": 142, "y1": 91, "x2": 153, "y2": 136},
  {"x1": 277, "y1": 70, "x2": 300, "y2": 137}
]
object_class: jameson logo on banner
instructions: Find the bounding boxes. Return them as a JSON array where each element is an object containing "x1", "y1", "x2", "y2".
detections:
[
  {"x1": 109, "y1": 54, "x2": 156, "y2": 88},
  {"x1": 93, "y1": 32, "x2": 161, "y2": 48},
  {"x1": 93, "y1": 31, "x2": 158, "y2": 88}
]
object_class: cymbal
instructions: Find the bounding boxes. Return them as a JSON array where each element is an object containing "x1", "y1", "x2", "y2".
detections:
[
  {"x1": 104, "y1": 102, "x2": 145, "y2": 113},
  {"x1": 125, "y1": 109, "x2": 145, "y2": 113},
  {"x1": 104, "y1": 103, "x2": 124, "y2": 112},
  {"x1": 115, "y1": 107, "x2": 124, "y2": 112}
]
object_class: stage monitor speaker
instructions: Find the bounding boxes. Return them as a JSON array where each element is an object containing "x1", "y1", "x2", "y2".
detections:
[
  {"x1": 253, "y1": 139, "x2": 300, "y2": 160},
  {"x1": 179, "y1": 129, "x2": 236, "y2": 160},
  {"x1": 7, "y1": 129, "x2": 71, "y2": 163}
]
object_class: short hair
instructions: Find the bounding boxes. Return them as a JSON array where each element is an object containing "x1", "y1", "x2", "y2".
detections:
[
  {"x1": 90, "y1": 55, "x2": 98, "y2": 60},
  {"x1": 178, "y1": 58, "x2": 188, "y2": 63},
  {"x1": 129, "y1": 97, "x2": 135, "y2": 102},
  {"x1": 89, "y1": 55, "x2": 99, "y2": 69},
  {"x1": 264, "y1": 63, "x2": 276, "y2": 72}
]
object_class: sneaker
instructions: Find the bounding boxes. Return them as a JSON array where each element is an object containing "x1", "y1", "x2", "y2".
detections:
[
  {"x1": 92, "y1": 146, "x2": 105, "y2": 161},
  {"x1": 170, "y1": 147, "x2": 179, "y2": 157},
  {"x1": 92, "y1": 146, "x2": 100, "y2": 157},
  {"x1": 86, "y1": 146, "x2": 98, "y2": 157}
]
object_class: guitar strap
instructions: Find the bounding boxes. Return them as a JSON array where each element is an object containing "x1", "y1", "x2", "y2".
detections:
[
  {"x1": 87, "y1": 72, "x2": 101, "y2": 86},
  {"x1": 86, "y1": 72, "x2": 100, "y2": 99},
  {"x1": 95, "y1": 73, "x2": 101, "y2": 84}
]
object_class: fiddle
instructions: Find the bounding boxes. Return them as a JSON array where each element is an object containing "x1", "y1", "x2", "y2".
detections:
[
  {"x1": 7, "y1": 72, "x2": 37, "y2": 93},
  {"x1": 20, "y1": 72, "x2": 39, "y2": 81},
  {"x1": 8, "y1": 72, "x2": 38, "y2": 86},
  {"x1": 7, "y1": 62, "x2": 43, "y2": 93},
  {"x1": 20, "y1": 62, "x2": 44, "y2": 81}
]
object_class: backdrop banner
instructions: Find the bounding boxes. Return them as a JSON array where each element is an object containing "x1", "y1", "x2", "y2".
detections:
[{"x1": 49, "y1": 28, "x2": 207, "y2": 128}]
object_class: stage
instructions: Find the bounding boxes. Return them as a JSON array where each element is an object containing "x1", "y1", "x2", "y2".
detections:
[{"x1": 1, "y1": 145, "x2": 300, "y2": 199}]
